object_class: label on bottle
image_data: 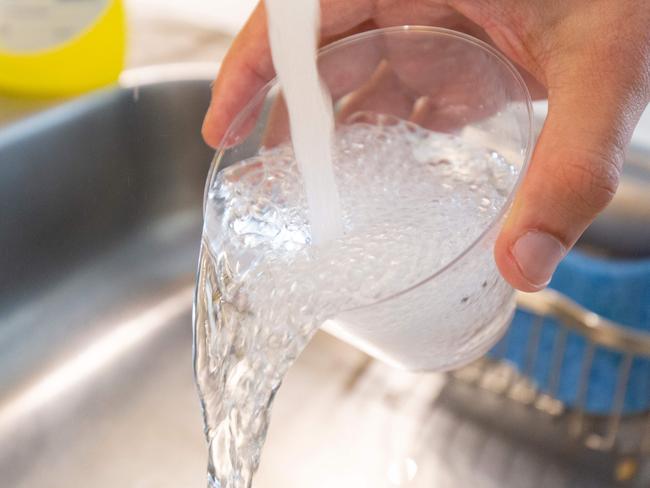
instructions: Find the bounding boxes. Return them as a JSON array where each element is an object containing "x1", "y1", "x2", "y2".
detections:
[{"x1": 0, "y1": 0, "x2": 109, "y2": 53}]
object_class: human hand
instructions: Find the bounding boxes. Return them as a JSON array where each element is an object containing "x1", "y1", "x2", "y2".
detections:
[{"x1": 203, "y1": 0, "x2": 650, "y2": 292}]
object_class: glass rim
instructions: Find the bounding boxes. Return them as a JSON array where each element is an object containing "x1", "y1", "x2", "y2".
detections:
[{"x1": 211, "y1": 25, "x2": 534, "y2": 312}]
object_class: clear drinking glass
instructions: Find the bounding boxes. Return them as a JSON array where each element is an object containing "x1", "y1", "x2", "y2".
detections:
[{"x1": 202, "y1": 26, "x2": 533, "y2": 371}]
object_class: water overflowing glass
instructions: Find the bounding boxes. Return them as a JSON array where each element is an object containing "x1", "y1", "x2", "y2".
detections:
[{"x1": 194, "y1": 26, "x2": 533, "y2": 488}]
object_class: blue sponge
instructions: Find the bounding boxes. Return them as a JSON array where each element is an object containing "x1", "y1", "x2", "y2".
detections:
[{"x1": 490, "y1": 251, "x2": 650, "y2": 414}]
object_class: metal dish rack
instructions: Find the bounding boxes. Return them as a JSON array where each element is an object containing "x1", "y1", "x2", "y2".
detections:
[{"x1": 452, "y1": 289, "x2": 650, "y2": 483}]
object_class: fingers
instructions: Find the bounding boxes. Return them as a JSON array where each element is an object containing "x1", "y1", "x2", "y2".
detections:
[
  {"x1": 495, "y1": 66, "x2": 648, "y2": 292},
  {"x1": 262, "y1": 23, "x2": 384, "y2": 148},
  {"x1": 202, "y1": 3, "x2": 273, "y2": 148},
  {"x1": 337, "y1": 60, "x2": 418, "y2": 123},
  {"x1": 203, "y1": 1, "x2": 378, "y2": 149}
]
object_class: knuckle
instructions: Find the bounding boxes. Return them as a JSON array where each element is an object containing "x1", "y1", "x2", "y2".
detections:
[{"x1": 557, "y1": 149, "x2": 622, "y2": 217}]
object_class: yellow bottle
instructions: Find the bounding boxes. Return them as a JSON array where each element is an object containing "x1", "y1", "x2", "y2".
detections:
[{"x1": 0, "y1": 0, "x2": 126, "y2": 98}]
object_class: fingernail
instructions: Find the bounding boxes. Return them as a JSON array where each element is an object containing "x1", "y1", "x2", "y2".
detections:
[{"x1": 512, "y1": 231, "x2": 566, "y2": 288}]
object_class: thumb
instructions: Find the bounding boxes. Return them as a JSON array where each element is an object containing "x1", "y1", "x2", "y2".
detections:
[{"x1": 495, "y1": 70, "x2": 647, "y2": 292}]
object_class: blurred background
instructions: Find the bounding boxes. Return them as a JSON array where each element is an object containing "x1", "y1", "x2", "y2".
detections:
[
  {"x1": 124, "y1": 0, "x2": 253, "y2": 66},
  {"x1": 0, "y1": 1, "x2": 649, "y2": 487}
]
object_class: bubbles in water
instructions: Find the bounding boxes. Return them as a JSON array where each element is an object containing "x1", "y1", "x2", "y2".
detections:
[{"x1": 195, "y1": 121, "x2": 518, "y2": 488}]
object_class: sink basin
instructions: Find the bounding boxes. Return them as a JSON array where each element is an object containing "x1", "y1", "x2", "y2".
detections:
[
  {"x1": 1, "y1": 71, "x2": 648, "y2": 487},
  {"x1": 0, "y1": 76, "x2": 214, "y2": 487}
]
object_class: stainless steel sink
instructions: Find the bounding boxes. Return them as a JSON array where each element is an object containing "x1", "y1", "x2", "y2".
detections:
[
  {"x1": 1, "y1": 70, "x2": 648, "y2": 487},
  {"x1": 0, "y1": 76, "x2": 213, "y2": 487}
]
